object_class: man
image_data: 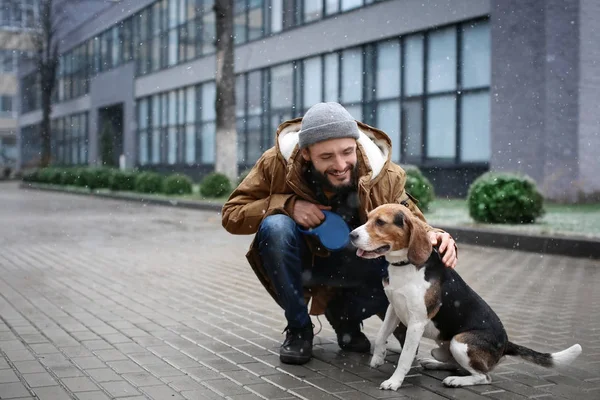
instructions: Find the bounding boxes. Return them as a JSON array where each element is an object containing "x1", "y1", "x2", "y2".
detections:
[{"x1": 222, "y1": 102, "x2": 457, "y2": 365}]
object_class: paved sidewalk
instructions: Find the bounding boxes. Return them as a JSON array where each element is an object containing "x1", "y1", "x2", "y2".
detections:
[{"x1": 1, "y1": 182, "x2": 600, "y2": 400}]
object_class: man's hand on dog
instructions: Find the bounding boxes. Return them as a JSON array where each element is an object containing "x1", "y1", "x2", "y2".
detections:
[
  {"x1": 428, "y1": 231, "x2": 457, "y2": 269},
  {"x1": 293, "y1": 200, "x2": 331, "y2": 228}
]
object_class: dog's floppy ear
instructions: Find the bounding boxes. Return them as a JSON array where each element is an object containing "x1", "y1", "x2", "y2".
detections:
[
  {"x1": 406, "y1": 215, "x2": 432, "y2": 266},
  {"x1": 393, "y1": 212, "x2": 404, "y2": 228}
]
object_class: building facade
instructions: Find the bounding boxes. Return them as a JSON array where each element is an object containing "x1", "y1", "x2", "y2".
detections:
[
  {"x1": 16, "y1": 0, "x2": 600, "y2": 200},
  {"x1": 0, "y1": 0, "x2": 40, "y2": 172}
]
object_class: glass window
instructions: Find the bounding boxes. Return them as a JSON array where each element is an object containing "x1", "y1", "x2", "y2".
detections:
[
  {"x1": 324, "y1": 53, "x2": 338, "y2": 102},
  {"x1": 377, "y1": 41, "x2": 400, "y2": 99},
  {"x1": 303, "y1": 56, "x2": 322, "y2": 109},
  {"x1": 236, "y1": 75, "x2": 246, "y2": 117},
  {"x1": 427, "y1": 27, "x2": 456, "y2": 93},
  {"x1": 325, "y1": 0, "x2": 339, "y2": 15},
  {"x1": 462, "y1": 22, "x2": 490, "y2": 89},
  {"x1": 152, "y1": 128, "x2": 161, "y2": 164},
  {"x1": 169, "y1": 29, "x2": 178, "y2": 65},
  {"x1": 248, "y1": 0, "x2": 263, "y2": 40},
  {"x1": 185, "y1": 125, "x2": 196, "y2": 163},
  {"x1": 270, "y1": 0, "x2": 282, "y2": 33},
  {"x1": 169, "y1": 91, "x2": 177, "y2": 125},
  {"x1": 341, "y1": 0, "x2": 362, "y2": 11},
  {"x1": 270, "y1": 63, "x2": 294, "y2": 109},
  {"x1": 341, "y1": 49, "x2": 362, "y2": 103},
  {"x1": 234, "y1": 0, "x2": 247, "y2": 44},
  {"x1": 402, "y1": 100, "x2": 422, "y2": 160},
  {"x1": 461, "y1": 92, "x2": 490, "y2": 162},
  {"x1": 246, "y1": 115, "x2": 262, "y2": 163},
  {"x1": 344, "y1": 104, "x2": 362, "y2": 121},
  {"x1": 404, "y1": 34, "x2": 423, "y2": 96},
  {"x1": 169, "y1": 0, "x2": 179, "y2": 28},
  {"x1": 202, "y1": 82, "x2": 216, "y2": 120},
  {"x1": 201, "y1": 122, "x2": 215, "y2": 163},
  {"x1": 247, "y1": 71, "x2": 262, "y2": 115},
  {"x1": 138, "y1": 98, "x2": 148, "y2": 129},
  {"x1": 168, "y1": 127, "x2": 177, "y2": 164},
  {"x1": 139, "y1": 131, "x2": 149, "y2": 165},
  {"x1": 377, "y1": 101, "x2": 400, "y2": 162},
  {"x1": 202, "y1": 13, "x2": 216, "y2": 54},
  {"x1": 304, "y1": 0, "x2": 322, "y2": 22},
  {"x1": 427, "y1": 95, "x2": 456, "y2": 159},
  {"x1": 186, "y1": 86, "x2": 196, "y2": 123},
  {"x1": 178, "y1": 89, "x2": 185, "y2": 124}
]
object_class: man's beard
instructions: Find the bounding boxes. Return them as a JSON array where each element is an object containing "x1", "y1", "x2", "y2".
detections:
[{"x1": 308, "y1": 162, "x2": 359, "y2": 195}]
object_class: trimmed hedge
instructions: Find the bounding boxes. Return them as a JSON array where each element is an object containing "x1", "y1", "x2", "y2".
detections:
[
  {"x1": 109, "y1": 170, "x2": 137, "y2": 191},
  {"x1": 163, "y1": 173, "x2": 193, "y2": 195},
  {"x1": 467, "y1": 172, "x2": 545, "y2": 224},
  {"x1": 403, "y1": 166, "x2": 435, "y2": 211},
  {"x1": 200, "y1": 172, "x2": 232, "y2": 198},
  {"x1": 134, "y1": 171, "x2": 165, "y2": 194}
]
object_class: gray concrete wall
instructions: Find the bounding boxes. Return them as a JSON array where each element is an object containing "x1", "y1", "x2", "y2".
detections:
[
  {"x1": 542, "y1": 0, "x2": 580, "y2": 201},
  {"x1": 136, "y1": 0, "x2": 491, "y2": 97},
  {"x1": 490, "y1": 0, "x2": 585, "y2": 201},
  {"x1": 89, "y1": 62, "x2": 136, "y2": 168},
  {"x1": 578, "y1": 0, "x2": 600, "y2": 199}
]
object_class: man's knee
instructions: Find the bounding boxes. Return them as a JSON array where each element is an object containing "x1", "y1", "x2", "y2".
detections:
[{"x1": 257, "y1": 214, "x2": 300, "y2": 249}]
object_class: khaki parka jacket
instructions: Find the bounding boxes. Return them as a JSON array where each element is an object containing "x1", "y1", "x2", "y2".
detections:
[{"x1": 221, "y1": 117, "x2": 447, "y2": 315}]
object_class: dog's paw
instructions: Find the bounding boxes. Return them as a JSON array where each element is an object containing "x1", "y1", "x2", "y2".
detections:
[
  {"x1": 443, "y1": 376, "x2": 465, "y2": 387},
  {"x1": 369, "y1": 354, "x2": 385, "y2": 368},
  {"x1": 380, "y1": 378, "x2": 403, "y2": 391},
  {"x1": 420, "y1": 358, "x2": 443, "y2": 370}
]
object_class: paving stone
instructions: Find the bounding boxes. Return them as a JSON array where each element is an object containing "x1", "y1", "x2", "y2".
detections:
[
  {"x1": 0, "y1": 382, "x2": 32, "y2": 399},
  {"x1": 202, "y1": 378, "x2": 250, "y2": 396},
  {"x1": 93, "y1": 349, "x2": 129, "y2": 362},
  {"x1": 140, "y1": 385, "x2": 185, "y2": 399},
  {"x1": 62, "y1": 376, "x2": 100, "y2": 392},
  {"x1": 22, "y1": 372, "x2": 58, "y2": 387},
  {"x1": 33, "y1": 385, "x2": 72, "y2": 400},
  {"x1": 122, "y1": 371, "x2": 164, "y2": 387},
  {"x1": 75, "y1": 391, "x2": 112, "y2": 400},
  {"x1": 99, "y1": 380, "x2": 142, "y2": 398},
  {"x1": 13, "y1": 360, "x2": 46, "y2": 374},
  {"x1": 0, "y1": 369, "x2": 20, "y2": 383}
]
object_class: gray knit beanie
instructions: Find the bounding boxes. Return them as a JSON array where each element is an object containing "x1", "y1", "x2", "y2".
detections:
[{"x1": 298, "y1": 102, "x2": 360, "y2": 148}]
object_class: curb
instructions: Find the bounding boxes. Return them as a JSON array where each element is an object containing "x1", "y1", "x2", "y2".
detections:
[
  {"x1": 19, "y1": 183, "x2": 600, "y2": 260},
  {"x1": 19, "y1": 182, "x2": 224, "y2": 212}
]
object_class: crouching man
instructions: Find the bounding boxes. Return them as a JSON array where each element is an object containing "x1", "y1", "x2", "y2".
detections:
[{"x1": 221, "y1": 102, "x2": 457, "y2": 364}]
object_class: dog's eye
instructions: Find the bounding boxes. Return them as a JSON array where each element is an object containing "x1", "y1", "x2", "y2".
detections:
[{"x1": 375, "y1": 218, "x2": 386, "y2": 227}]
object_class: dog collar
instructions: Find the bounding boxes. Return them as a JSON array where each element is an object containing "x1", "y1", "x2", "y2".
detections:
[{"x1": 390, "y1": 260, "x2": 410, "y2": 266}]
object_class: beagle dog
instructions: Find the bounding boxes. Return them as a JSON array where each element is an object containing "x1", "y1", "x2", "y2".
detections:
[{"x1": 349, "y1": 204, "x2": 582, "y2": 391}]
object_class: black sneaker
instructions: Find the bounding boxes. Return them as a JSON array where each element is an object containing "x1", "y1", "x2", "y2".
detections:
[
  {"x1": 336, "y1": 328, "x2": 371, "y2": 353},
  {"x1": 280, "y1": 324, "x2": 314, "y2": 365}
]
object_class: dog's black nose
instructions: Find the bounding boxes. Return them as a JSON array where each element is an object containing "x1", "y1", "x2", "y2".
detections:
[{"x1": 349, "y1": 232, "x2": 358, "y2": 241}]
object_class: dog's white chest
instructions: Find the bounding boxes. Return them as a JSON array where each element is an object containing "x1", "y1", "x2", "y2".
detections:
[{"x1": 385, "y1": 265, "x2": 440, "y2": 339}]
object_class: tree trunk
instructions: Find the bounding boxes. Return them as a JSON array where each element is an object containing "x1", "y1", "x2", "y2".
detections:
[
  {"x1": 214, "y1": 0, "x2": 238, "y2": 183},
  {"x1": 40, "y1": 89, "x2": 52, "y2": 167}
]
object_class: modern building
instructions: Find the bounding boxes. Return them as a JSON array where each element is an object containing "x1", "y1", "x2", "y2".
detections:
[
  {"x1": 16, "y1": 0, "x2": 600, "y2": 201},
  {"x1": 0, "y1": 0, "x2": 40, "y2": 173}
]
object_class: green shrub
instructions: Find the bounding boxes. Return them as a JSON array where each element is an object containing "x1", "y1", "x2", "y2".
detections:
[
  {"x1": 37, "y1": 167, "x2": 61, "y2": 184},
  {"x1": 83, "y1": 167, "x2": 113, "y2": 190},
  {"x1": 135, "y1": 171, "x2": 164, "y2": 194},
  {"x1": 403, "y1": 166, "x2": 434, "y2": 211},
  {"x1": 200, "y1": 172, "x2": 232, "y2": 198},
  {"x1": 109, "y1": 169, "x2": 138, "y2": 191},
  {"x1": 467, "y1": 172, "x2": 545, "y2": 224},
  {"x1": 163, "y1": 173, "x2": 193, "y2": 195},
  {"x1": 73, "y1": 168, "x2": 88, "y2": 187},
  {"x1": 60, "y1": 168, "x2": 79, "y2": 185},
  {"x1": 21, "y1": 168, "x2": 40, "y2": 183}
]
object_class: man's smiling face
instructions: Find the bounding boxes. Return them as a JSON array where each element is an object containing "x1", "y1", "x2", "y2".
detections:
[{"x1": 301, "y1": 137, "x2": 358, "y2": 191}]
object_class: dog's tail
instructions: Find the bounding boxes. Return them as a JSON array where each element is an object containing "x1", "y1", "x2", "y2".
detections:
[{"x1": 504, "y1": 342, "x2": 582, "y2": 368}]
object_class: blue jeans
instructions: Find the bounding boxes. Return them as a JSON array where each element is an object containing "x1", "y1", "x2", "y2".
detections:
[{"x1": 257, "y1": 214, "x2": 389, "y2": 329}]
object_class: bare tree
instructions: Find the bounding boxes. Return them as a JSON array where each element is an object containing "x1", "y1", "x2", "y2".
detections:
[{"x1": 214, "y1": 0, "x2": 238, "y2": 182}]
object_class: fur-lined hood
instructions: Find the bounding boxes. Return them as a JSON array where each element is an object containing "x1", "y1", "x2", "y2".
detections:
[{"x1": 274, "y1": 117, "x2": 393, "y2": 182}]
